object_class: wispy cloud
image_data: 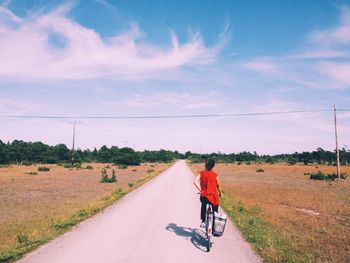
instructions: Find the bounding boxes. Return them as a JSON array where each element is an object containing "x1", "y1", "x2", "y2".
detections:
[
  {"x1": 310, "y1": 5, "x2": 350, "y2": 46},
  {"x1": 0, "y1": 4, "x2": 223, "y2": 80},
  {"x1": 243, "y1": 60, "x2": 280, "y2": 75},
  {"x1": 125, "y1": 91, "x2": 221, "y2": 109},
  {"x1": 241, "y1": 5, "x2": 350, "y2": 90},
  {"x1": 94, "y1": 0, "x2": 119, "y2": 12}
]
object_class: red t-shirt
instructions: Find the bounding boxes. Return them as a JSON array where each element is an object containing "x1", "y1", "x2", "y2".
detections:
[{"x1": 199, "y1": 170, "x2": 219, "y2": 206}]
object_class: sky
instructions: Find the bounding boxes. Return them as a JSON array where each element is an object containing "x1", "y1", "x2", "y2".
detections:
[{"x1": 0, "y1": 0, "x2": 350, "y2": 154}]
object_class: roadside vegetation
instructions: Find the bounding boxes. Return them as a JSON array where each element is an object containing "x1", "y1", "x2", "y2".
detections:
[
  {"x1": 190, "y1": 163, "x2": 350, "y2": 263},
  {"x1": 1, "y1": 140, "x2": 350, "y2": 167},
  {"x1": 0, "y1": 162, "x2": 170, "y2": 262}
]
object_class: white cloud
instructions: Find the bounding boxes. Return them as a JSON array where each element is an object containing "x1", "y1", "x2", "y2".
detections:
[
  {"x1": 318, "y1": 62, "x2": 350, "y2": 86},
  {"x1": 125, "y1": 91, "x2": 221, "y2": 109},
  {"x1": 243, "y1": 60, "x2": 280, "y2": 75},
  {"x1": 310, "y1": 6, "x2": 350, "y2": 46},
  {"x1": 0, "y1": 5, "x2": 222, "y2": 80},
  {"x1": 241, "y1": 5, "x2": 350, "y2": 90}
]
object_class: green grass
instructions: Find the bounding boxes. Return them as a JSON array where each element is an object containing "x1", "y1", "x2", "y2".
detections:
[{"x1": 221, "y1": 193, "x2": 315, "y2": 263}]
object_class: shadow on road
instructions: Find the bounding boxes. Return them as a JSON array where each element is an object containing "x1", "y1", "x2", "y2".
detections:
[{"x1": 165, "y1": 223, "x2": 208, "y2": 252}]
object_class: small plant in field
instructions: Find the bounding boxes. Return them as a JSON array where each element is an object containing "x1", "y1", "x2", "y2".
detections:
[
  {"x1": 64, "y1": 163, "x2": 81, "y2": 169},
  {"x1": 38, "y1": 166, "x2": 50, "y2": 172},
  {"x1": 147, "y1": 169, "x2": 154, "y2": 173},
  {"x1": 237, "y1": 161, "x2": 242, "y2": 165},
  {"x1": 246, "y1": 161, "x2": 251, "y2": 165},
  {"x1": 17, "y1": 233, "x2": 29, "y2": 245},
  {"x1": 85, "y1": 165, "x2": 93, "y2": 170},
  {"x1": 132, "y1": 169, "x2": 137, "y2": 172},
  {"x1": 256, "y1": 168, "x2": 264, "y2": 173},
  {"x1": 22, "y1": 161, "x2": 32, "y2": 166},
  {"x1": 25, "y1": 171, "x2": 38, "y2": 175},
  {"x1": 128, "y1": 182, "x2": 134, "y2": 188},
  {"x1": 150, "y1": 164, "x2": 156, "y2": 167},
  {"x1": 105, "y1": 165, "x2": 110, "y2": 169},
  {"x1": 118, "y1": 164, "x2": 128, "y2": 169},
  {"x1": 74, "y1": 163, "x2": 82, "y2": 169},
  {"x1": 100, "y1": 168, "x2": 117, "y2": 183},
  {"x1": 309, "y1": 171, "x2": 348, "y2": 181}
]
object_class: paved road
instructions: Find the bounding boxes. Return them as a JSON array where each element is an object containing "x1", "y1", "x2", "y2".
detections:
[{"x1": 18, "y1": 160, "x2": 261, "y2": 263}]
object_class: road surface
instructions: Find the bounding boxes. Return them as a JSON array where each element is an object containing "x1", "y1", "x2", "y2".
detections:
[{"x1": 18, "y1": 160, "x2": 261, "y2": 263}]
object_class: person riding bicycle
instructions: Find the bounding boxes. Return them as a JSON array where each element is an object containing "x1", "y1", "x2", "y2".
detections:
[{"x1": 193, "y1": 159, "x2": 222, "y2": 228}]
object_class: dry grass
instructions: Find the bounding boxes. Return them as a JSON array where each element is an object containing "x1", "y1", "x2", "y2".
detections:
[
  {"x1": 0, "y1": 163, "x2": 170, "y2": 261},
  {"x1": 190, "y1": 163, "x2": 350, "y2": 262}
]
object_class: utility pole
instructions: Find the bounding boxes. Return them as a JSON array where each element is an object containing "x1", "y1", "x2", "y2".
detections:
[
  {"x1": 334, "y1": 104, "x2": 341, "y2": 179},
  {"x1": 70, "y1": 121, "x2": 80, "y2": 164}
]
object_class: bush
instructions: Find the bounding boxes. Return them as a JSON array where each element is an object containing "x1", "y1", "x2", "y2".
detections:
[
  {"x1": 114, "y1": 152, "x2": 141, "y2": 166},
  {"x1": 118, "y1": 164, "x2": 128, "y2": 169},
  {"x1": 25, "y1": 172, "x2": 38, "y2": 175},
  {"x1": 256, "y1": 168, "x2": 264, "y2": 173},
  {"x1": 38, "y1": 166, "x2": 50, "y2": 172},
  {"x1": 17, "y1": 233, "x2": 29, "y2": 245},
  {"x1": 85, "y1": 165, "x2": 93, "y2": 170},
  {"x1": 288, "y1": 159, "x2": 297, "y2": 165},
  {"x1": 64, "y1": 163, "x2": 81, "y2": 169},
  {"x1": 310, "y1": 171, "x2": 348, "y2": 181},
  {"x1": 128, "y1": 182, "x2": 134, "y2": 188},
  {"x1": 22, "y1": 161, "x2": 32, "y2": 166},
  {"x1": 100, "y1": 169, "x2": 117, "y2": 183},
  {"x1": 147, "y1": 169, "x2": 154, "y2": 173}
]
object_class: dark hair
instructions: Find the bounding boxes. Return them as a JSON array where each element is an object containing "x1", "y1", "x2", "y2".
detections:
[{"x1": 205, "y1": 159, "x2": 215, "y2": 170}]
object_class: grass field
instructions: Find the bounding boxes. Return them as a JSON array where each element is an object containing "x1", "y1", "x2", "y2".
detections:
[
  {"x1": 190, "y1": 163, "x2": 350, "y2": 263},
  {"x1": 0, "y1": 162, "x2": 170, "y2": 262}
]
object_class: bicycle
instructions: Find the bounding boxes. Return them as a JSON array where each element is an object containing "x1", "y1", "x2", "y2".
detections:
[{"x1": 204, "y1": 201, "x2": 214, "y2": 252}]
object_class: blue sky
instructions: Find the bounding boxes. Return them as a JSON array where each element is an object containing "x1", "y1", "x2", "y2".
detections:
[{"x1": 0, "y1": 0, "x2": 350, "y2": 154}]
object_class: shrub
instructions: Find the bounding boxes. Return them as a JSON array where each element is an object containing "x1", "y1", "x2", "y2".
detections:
[
  {"x1": 118, "y1": 164, "x2": 128, "y2": 169},
  {"x1": 100, "y1": 169, "x2": 117, "y2": 183},
  {"x1": 38, "y1": 166, "x2": 50, "y2": 172},
  {"x1": 128, "y1": 182, "x2": 134, "y2": 188},
  {"x1": 17, "y1": 233, "x2": 29, "y2": 245},
  {"x1": 85, "y1": 165, "x2": 93, "y2": 170},
  {"x1": 246, "y1": 161, "x2": 251, "y2": 165},
  {"x1": 22, "y1": 161, "x2": 32, "y2": 166},
  {"x1": 147, "y1": 169, "x2": 154, "y2": 173},
  {"x1": 256, "y1": 168, "x2": 264, "y2": 173},
  {"x1": 132, "y1": 169, "x2": 137, "y2": 172},
  {"x1": 114, "y1": 152, "x2": 141, "y2": 166},
  {"x1": 25, "y1": 172, "x2": 38, "y2": 175},
  {"x1": 64, "y1": 163, "x2": 81, "y2": 169},
  {"x1": 310, "y1": 171, "x2": 348, "y2": 181}
]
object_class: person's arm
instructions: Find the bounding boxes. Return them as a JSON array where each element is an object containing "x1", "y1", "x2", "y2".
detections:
[
  {"x1": 193, "y1": 173, "x2": 201, "y2": 192},
  {"x1": 216, "y1": 175, "x2": 222, "y2": 198}
]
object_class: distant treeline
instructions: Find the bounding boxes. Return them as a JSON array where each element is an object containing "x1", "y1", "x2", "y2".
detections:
[{"x1": 0, "y1": 140, "x2": 350, "y2": 165}]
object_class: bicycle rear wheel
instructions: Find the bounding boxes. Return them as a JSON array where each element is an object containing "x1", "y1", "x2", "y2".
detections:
[{"x1": 206, "y1": 235, "x2": 211, "y2": 252}]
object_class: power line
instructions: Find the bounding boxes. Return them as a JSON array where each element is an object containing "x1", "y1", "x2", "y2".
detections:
[{"x1": 0, "y1": 109, "x2": 334, "y2": 120}]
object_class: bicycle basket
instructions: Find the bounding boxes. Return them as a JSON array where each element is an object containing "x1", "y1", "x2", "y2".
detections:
[{"x1": 213, "y1": 212, "x2": 227, "y2": 237}]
